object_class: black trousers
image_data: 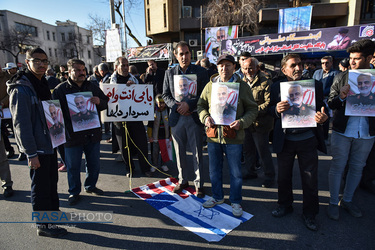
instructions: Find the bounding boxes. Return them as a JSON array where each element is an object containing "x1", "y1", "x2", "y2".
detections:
[
  {"x1": 277, "y1": 137, "x2": 319, "y2": 216},
  {"x1": 1, "y1": 120, "x2": 12, "y2": 152},
  {"x1": 30, "y1": 152, "x2": 59, "y2": 211},
  {"x1": 116, "y1": 121, "x2": 149, "y2": 174},
  {"x1": 361, "y1": 142, "x2": 375, "y2": 187}
]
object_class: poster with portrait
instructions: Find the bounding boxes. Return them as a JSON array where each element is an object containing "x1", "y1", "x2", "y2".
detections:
[
  {"x1": 66, "y1": 92, "x2": 101, "y2": 132},
  {"x1": 205, "y1": 26, "x2": 238, "y2": 63},
  {"x1": 173, "y1": 74, "x2": 197, "y2": 102},
  {"x1": 42, "y1": 100, "x2": 66, "y2": 148},
  {"x1": 280, "y1": 79, "x2": 316, "y2": 128},
  {"x1": 211, "y1": 82, "x2": 239, "y2": 125},
  {"x1": 345, "y1": 69, "x2": 375, "y2": 116}
]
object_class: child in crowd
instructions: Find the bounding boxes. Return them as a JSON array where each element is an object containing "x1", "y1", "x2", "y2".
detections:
[{"x1": 147, "y1": 94, "x2": 172, "y2": 172}]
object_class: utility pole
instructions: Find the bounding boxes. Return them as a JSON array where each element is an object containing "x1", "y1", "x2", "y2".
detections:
[
  {"x1": 109, "y1": 0, "x2": 116, "y2": 28},
  {"x1": 122, "y1": 0, "x2": 128, "y2": 56}
]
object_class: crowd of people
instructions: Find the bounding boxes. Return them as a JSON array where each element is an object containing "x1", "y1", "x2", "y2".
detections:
[{"x1": 0, "y1": 38, "x2": 374, "y2": 237}]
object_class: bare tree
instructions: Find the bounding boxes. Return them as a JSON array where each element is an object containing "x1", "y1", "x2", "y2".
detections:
[
  {"x1": 204, "y1": 0, "x2": 267, "y2": 35},
  {"x1": 87, "y1": 13, "x2": 110, "y2": 46},
  {"x1": 0, "y1": 26, "x2": 39, "y2": 64},
  {"x1": 63, "y1": 32, "x2": 83, "y2": 59},
  {"x1": 114, "y1": 0, "x2": 142, "y2": 47}
]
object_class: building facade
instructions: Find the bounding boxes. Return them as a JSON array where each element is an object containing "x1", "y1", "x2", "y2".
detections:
[
  {"x1": 144, "y1": 0, "x2": 375, "y2": 60},
  {"x1": 0, "y1": 10, "x2": 101, "y2": 73}
]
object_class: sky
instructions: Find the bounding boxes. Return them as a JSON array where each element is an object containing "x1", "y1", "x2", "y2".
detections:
[{"x1": 1, "y1": 0, "x2": 147, "y2": 48}]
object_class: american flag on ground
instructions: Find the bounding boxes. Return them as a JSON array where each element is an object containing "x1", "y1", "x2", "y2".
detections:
[{"x1": 131, "y1": 177, "x2": 253, "y2": 242}]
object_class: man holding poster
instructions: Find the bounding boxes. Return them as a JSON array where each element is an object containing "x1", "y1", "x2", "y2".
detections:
[
  {"x1": 163, "y1": 41, "x2": 209, "y2": 198},
  {"x1": 53, "y1": 59, "x2": 108, "y2": 206},
  {"x1": 197, "y1": 54, "x2": 258, "y2": 217},
  {"x1": 268, "y1": 53, "x2": 327, "y2": 231},
  {"x1": 327, "y1": 39, "x2": 375, "y2": 220}
]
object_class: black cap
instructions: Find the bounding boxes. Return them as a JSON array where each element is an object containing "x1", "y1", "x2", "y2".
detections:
[
  {"x1": 217, "y1": 54, "x2": 235, "y2": 65},
  {"x1": 340, "y1": 58, "x2": 350, "y2": 68}
]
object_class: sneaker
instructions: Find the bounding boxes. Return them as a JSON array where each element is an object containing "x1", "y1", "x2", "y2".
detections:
[
  {"x1": 58, "y1": 165, "x2": 67, "y2": 172},
  {"x1": 68, "y1": 194, "x2": 80, "y2": 206},
  {"x1": 144, "y1": 171, "x2": 153, "y2": 177},
  {"x1": 271, "y1": 206, "x2": 293, "y2": 218},
  {"x1": 195, "y1": 188, "x2": 205, "y2": 198},
  {"x1": 202, "y1": 197, "x2": 224, "y2": 208},
  {"x1": 340, "y1": 200, "x2": 362, "y2": 218},
  {"x1": 327, "y1": 203, "x2": 339, "y2": 221},
  {"x1": 3, "y1": 187, "x2": 14, "y2": 198},
  {"x1": 37, "y1": 227, "x2": 68, "y2": 238},
  {"x1": 172, "y1": 182, "x2": 189, "y2": 193},
  {"x1": 85, "y1": 187, "x2": 104, "y2": 195},
  {"x1": 161, "y1": 165, "x2": 169, "y2": 172},
  {"x1": 150, "y1": 167, "x2": 156, "y2": 173},
  {"x1": 302, "y1": 214, "x2": 318, "y2": 231},
  {"x1": 231, "y1": 203, "x2": 243, "y2": 217}
]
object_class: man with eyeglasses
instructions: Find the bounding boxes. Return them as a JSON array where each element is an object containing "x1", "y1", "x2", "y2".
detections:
[
  {"x1": 7, "y1": 48, "x2": 67, "y2": 237},
  {"x1": 268, "y1": 53, "x2": 328, "y2": 231},
  {"x1": 313, "y1": 56, "x2": 339, "y2": 141}
]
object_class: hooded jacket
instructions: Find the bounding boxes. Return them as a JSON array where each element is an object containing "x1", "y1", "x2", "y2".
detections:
[{"x1": 7, "y1": 71, "x2": 53, "y2": 158}]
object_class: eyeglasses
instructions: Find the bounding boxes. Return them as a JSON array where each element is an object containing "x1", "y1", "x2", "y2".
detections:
[{"x1": 28, "y1": 58, "x2": 49, "y2": 65}]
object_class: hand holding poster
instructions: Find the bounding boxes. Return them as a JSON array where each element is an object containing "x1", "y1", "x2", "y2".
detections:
[
  {"x1": 173, "y1": 74, "x2": 197, "y2": 102},
  {"x1": 280, "y1": 79, "x2": 316, "y2": 128},
  {"x1": 211, "y1": 82, "x2": 239, "y2": 125},
  {"x1": 345, "y1": 69, "x2": 375, "y2": 116},
  {"x1": 42, "y1": 100, "x2": 66, "y2": 148},
  {"x1": 66, "y1": 92, "x2": 101, "y2": 132},
  {"x1": 101, "y1": 84, "x2": 154, "y2": 122}
]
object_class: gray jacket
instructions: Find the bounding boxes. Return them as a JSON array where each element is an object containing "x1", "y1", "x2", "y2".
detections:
[{"x1": 7, "y1": 75, "x2": 53, "y2": 158}]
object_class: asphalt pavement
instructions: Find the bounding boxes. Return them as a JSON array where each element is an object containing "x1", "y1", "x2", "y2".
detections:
[{"x1": 0, "y1": 135, "x2": 374, "y2": 250}]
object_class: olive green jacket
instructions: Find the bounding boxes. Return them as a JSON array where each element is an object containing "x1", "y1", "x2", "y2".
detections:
[{"x1": 197, "y1": 73, "x2": 258, "y2": 144}]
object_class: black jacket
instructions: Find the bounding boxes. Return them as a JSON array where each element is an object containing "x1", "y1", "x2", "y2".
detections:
[
  {"x1": 328, "y1": 70, "x2": 375, "y2": 135},
  {"x1": 268, "y1": 77, "x2": 327, "y2": 154},
  {"x1": 53, "y1": 78, "x2": 109, "y2": 147},
  {"x1": 144, "y1": 68, "x2": 165, "y2": 96},
  {"x1": 162, "y1": 64, "x2": 209, "y2": 127}
]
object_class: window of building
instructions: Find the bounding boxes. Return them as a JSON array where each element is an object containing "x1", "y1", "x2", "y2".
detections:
[
  {"x1": 63, "y1": 49, "x2": 67, "y2": 58},
  {"x1": 47, "y1": 31, "x2": 50, "y2": 40},
  {"x1": 70, "y1": 49, "x2": 74, "y2": 58},
  {"x1": 61, "y1": 33, "x2": 65, "y2": 42},
  {"x1": 163, "y1": 4, "x2": 167, "y2": 28},
  {"x1": 15, "y1": 23, "x2": 38, "y2": 37},
  {"x1": 69, "y1": 32, "x2": 73, "y2": 41},
  {"x1": 147, "y1": 8, "x2": 151, "y2": 31},
  {"x1": 52, "y1": 32, "x2": 56, "y2": 41},
  {"x1": 87, "y1": 35, "x2": 90, "y2": 44},
  {"x1": 146, "y1": 0, "x2": 149, "y2": 5},
  {"x1": 48, "y1": 48, "x2": 52, "y2": 57},
  {"x1": 361, "y1": 0, "x2": 375, "y2": 22},
  {"x1": 79, "y1": 33, "x2": 82, "y2": 42},
  {"x1": 88, "y1": 50, "x2": 91, "y2": 59},
  {"x1": 54, "y1": 48, "x2": 58, "y2": 57}
]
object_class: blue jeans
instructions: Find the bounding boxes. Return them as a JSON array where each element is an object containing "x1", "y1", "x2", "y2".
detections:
[
  {"x1": 329, "y1": 131, "x2": 375, "y2": 204},
  {"x1": 65, "y1": 141, "x2": 101, "y2": 195},
  {"x1": 207, "y1": 142, "x2": 242, "y2": 204}
]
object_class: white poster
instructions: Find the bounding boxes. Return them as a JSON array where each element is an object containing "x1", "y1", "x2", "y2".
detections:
[
  {"x1": 101, "y1": 84, "x2": 154, "y2": 122},
  {"x1": 42, "y1": 100, "x2": 66, "y2": 148},
  {"x1": 105, "y1": 28, "x2": 122, "y2": 62},
  {"x1": 280, "y1": 79, "x2": 316, "y2": 128},
  {"x1": 66, "y1": 92, "x2": 101, "y2": 132},
  {"x1": 210, "y1": 82, "x2": 239, "y2": 125},
  {"x1": 173, "y1": 74, "x2": 197, "y2": 102},
  {"x1": 345, "y1": 69, "x2": 375, "y2": 116}
]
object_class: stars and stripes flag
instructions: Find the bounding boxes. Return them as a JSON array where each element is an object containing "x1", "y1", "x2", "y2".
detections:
[{"x1": 131, "y1": 178, "x2": 253, "y2": 242}]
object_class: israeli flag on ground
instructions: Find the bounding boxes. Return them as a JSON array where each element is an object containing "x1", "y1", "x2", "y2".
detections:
[{"x1": 132, "y1": 178, "x2": 253, "y2": 242}]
